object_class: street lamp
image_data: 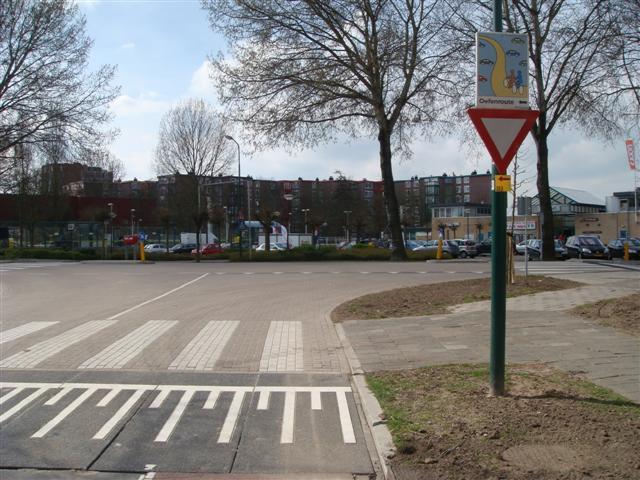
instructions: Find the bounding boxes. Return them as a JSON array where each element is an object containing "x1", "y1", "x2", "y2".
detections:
[
  {"x1": 223, "y1": 206, "x2": 229, "y2": 243},
  {"x1": 107, "y1": 202, "x2": 115, "y2": 257},
  {"x1": 283, "y1": 193, "x2": 294, "y2": 249},
  {"x1": 465, "y1": 208, "x2": 470, "y2": 239},
  {"x1": 224, "y1": 135, "x2": 241, "y2": 256},
  {"x1": 302, "y1": 208, "x2": 310, "y2": 234},
  {"x1": 130, "y1": 209, "x2": 136, "y2": 236},
  {"x1": 344, "y1": 210, "x2": 352, "y2": 242}
]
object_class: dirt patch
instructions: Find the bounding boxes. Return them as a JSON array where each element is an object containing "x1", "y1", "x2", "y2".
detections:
[
  {"x1": 572, "y1": 294, "x2": 639, "y2": 336},
  {"x1": 368, "y1": 363, "x2": 640, "y2": 480},
  {"x1": 331, "y1": 275, "x2": 582, "y2": 322}
]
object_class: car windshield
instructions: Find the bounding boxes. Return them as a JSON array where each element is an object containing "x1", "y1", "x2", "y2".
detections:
[{"x1": 579, "y1": 237, "x2": 603, "y2": 246}]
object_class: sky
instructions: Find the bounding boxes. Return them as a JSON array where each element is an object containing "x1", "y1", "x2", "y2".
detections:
[{"x1": 79, "y1": 0, "x2": 637, "y2": 203}]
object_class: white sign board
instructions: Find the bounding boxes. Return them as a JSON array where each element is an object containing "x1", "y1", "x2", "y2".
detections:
[{"x1": 476, "y1": 32, "x2": 529, "y2": 109}]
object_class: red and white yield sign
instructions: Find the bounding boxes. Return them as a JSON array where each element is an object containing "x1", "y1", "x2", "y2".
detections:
[{"x1": 467, "y1": 108, "x2": 539, "y2": 174}]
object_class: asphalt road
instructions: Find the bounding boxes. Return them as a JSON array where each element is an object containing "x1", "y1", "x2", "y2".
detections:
[
  {"x1": 1, "y1": 260, "x2": 492, "y2": 478},
  {"x1": 2, "y1": 258, "x2": 631, "y2": 478}
]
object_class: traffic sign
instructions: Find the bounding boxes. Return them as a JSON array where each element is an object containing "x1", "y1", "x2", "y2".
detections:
[
  {"x1": 476, "y1": 32, "x2": 529, "y2": 109},
  {"x1": 467, "y1": 108, "x2": 539, "y2": 173},
  {"x1": 494, "y1": 174, "x2": 511, "y2": 192}
]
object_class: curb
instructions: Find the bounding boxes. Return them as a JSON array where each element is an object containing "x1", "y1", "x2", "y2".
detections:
[{"x1": 334, "y1": 321, "x2": 396, "y2": 480}]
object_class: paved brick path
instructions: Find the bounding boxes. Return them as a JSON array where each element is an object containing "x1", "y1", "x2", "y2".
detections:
[{"x1": 342, "y1": 270, "x2": 640, "y2": 402}]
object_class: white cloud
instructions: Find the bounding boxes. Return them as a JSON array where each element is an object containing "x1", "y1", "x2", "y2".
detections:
[
  {"x1": 110, "y1": 93, "x2": 171, "y2": 117},
  {"x1": 120, "y1": 42, "x2": 136, "y2": 50},
  {"x1": 186, "y1": 61, "x2": 219, "y2": 104}
]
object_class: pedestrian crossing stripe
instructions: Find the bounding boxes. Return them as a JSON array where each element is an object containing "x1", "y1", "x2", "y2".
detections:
[
  {"x1": 1, "y1": 320, "x2": 313, "y2": 373},
  {"x1": 0, "y1": 262, "x2": 69, "y2": 272},
  {"x1": 0, "y1": 382, "x2": 356, "y2": 444}
]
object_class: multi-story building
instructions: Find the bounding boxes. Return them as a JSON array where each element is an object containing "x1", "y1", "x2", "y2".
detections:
[{"x1": 40, "y1": 162, "x2": 114, "y2": 197}]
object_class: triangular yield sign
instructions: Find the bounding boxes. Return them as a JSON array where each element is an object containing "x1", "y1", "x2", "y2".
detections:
[{"x1": 467, "y1": 108, "x2": 539, "y2": 173}]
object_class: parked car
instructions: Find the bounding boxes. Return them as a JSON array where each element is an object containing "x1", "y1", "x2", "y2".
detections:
[
  {"x1": 255, "y1": 242, "x2": 287, "y2": 251},
  {"x1": 564, "y1": 235, "x2": 611, "y2": 260},
  {"x1": 452, "y1": 239, "x2": 477, "y2": 258},
  {"x1": 405, "y1": 240, "x2": 427, "y2": 251},
  {"x1": 191, "y1": 243, "x2": 225, "y2": 255},
  {"x1": 476, "y1": 239, "x2": 492, "y2": 255},
  {"x1": 144, "y1": 243, "x2": 166, "y2": 253},
  {"x1": 425, "y1": 239, "x2": 460, "y2": 258},
  {"x1": 169, "y1": 243, "x2": 196, "y2": 254},
  {"x1": 525, "y1": 239, "x2": 568, "y2": 260},
  {"x1": 607, "y1": 238, "x2": 640, "y2": 259},
  {"x1": 515, "y1": 240, "x2": 528, "y2": 255}
]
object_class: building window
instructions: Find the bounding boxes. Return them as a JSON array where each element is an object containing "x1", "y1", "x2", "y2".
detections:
[{"x1": 464, "y1": 185, "x2": 470, "y2": 193}]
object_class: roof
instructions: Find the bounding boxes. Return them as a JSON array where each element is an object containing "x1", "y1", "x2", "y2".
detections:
[{"x1": 551, "y1": 187, "x2": 605, "y2": 206}]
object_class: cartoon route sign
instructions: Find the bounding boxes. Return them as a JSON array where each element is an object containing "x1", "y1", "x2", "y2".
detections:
[{"x1": 476, "y1": 32, "x2": 529, "y2": 109}]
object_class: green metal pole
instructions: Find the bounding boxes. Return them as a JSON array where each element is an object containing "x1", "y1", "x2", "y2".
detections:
[{"x1": 490, "y1": 0, "x2": 506, "y2": 396}]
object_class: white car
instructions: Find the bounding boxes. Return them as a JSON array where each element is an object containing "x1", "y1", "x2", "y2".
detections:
[
  {"x1": 144, "y1": 243, "x2": 166, "y2": 253},
  {"x1": 255, "y1": 242, "x2": 287, "y2": 251}
]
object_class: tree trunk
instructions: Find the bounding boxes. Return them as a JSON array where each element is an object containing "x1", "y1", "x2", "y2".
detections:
[
  {"x1": 264, "y1": 222, "x2": 271, "y2": 252},
  {"x1": 378, "y1": 126, "x2": 406, "y2": 261},
  {"x1": 534, "y1": 132, "x2": 555, "y2": 260}
]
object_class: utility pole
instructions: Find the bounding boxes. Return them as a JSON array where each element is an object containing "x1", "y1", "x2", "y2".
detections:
[{"x1": 489, "y1": 0, "x2": 506, "y2": 396}]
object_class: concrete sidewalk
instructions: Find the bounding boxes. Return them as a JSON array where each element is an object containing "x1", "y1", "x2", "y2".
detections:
[{"x1": 341, "y1": 275, "x2": 640, "y2": 402}]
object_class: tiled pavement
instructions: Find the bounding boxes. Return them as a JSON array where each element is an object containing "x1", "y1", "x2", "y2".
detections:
[{"x1": 342, "y1": 278, "x2": 640, "y2": 402}]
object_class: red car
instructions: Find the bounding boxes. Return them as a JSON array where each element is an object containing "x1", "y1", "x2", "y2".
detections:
[{"x1": 191, "y1": 243, "x2": 225, "y2": 255}]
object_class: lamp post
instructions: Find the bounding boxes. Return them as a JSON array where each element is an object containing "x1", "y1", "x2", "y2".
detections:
[
  {"x1": 302, "y1": 208, "x2": 310, "y2": 234},
  {"x1": 283, "y1": 193, "x2": 293, "y2": 249},
  {"x1": 107, "y1": 202, "x2": 114, "y2": 258},
  {"x1": 465, "y1": 208, "x2": 470, "y2": 239},
  {"x1": 130, "y1": 208, "x2": 136, "y2": 261},
  {"x1": 224, "y1": 135, "x2": 241, "y2": 257},
  {"x1": 223, "y1": 206, "x2": 229, "y2": 243},
  {"x1": 344, "y1": 210, "x2": 352, "y2": 242}
]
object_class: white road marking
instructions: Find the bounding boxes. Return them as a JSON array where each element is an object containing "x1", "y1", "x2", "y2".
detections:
[
  {"x1": 273, "y1": 272, "x2": 283, "y2": 275},
  {"x1": 257, "y1": 391, "x2": 269, "y2": 410},
  {"x1": 0, "y1": 387, "x2": 51, "y2": 423},
  {"x1": 94, "y1": 389, "x2": 147, "y2": 440},
  {"x1": 32, "y1": 388, "x2": 98, "y2": 438},
  {"x1": 336, "y1": 390, "x2": 356, "y2": 443},
  {"x1": 169, "y1": 321, "x2": 238, "y2": 371},
  {"x1": 79, "y1": 321, "x2": 177, "y2": 369},
  {"x1": 280, "y1": 391, "x2": 296, "y2": 443},
  {"x1": 203, "y1": 391, "x2": 219, "y2": 409},
  {"x1": 97, "y1": 388, "x2": 122, "y2": 407},
  {"x1": 311, "y1": 391, "x2": 322, "y2": 410},
  {"x1": 155, "y1": 389, "x2": 195, "y2": 442},
  {"x1": 0, "y1": 321, "x2": 117, "y2": 369},
  {"x1": 1, "y1": 383, "x2": 356, "y2": 445},
  {"x1": 44, "y1": 386, "x2": 74, "y2": 405},
  {"x1": 217, "y1": 390, "x2": 246, "y2": 443},
  {"x1": 149, "y1": 389, "x2": 171, "y2": 409},
  {"x1": 107, "y1": 273, "x2": 209, "y2": 320},
  {"x1": 0, "y1": 322, "x2": 59, "y2": 344},
  {"x1": 0, "y1": 387, "x2": 24, "y2": 405},
  {"x1": 259, "y1": 321, "x2": 303, "y2": 372}
]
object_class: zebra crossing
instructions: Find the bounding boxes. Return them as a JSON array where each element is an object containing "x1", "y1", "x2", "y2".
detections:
[
  {"x1": 0, "y1": 262, "x2": 70, "y2": 273},
  {"x1": 516, "y1": 260, "x2": 622, "y2": 275},
  {"x1": 0, "y1": 381, "x2": 356, "y2": 444},
  {"x1": 1, "y1": 319, "x2": 317, "y2": 373}
]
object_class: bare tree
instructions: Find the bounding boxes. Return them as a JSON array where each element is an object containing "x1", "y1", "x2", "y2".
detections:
[
  {"x1": 154, "y1": 98, "x2": 234, "y2": 259},
  {"x1": 609, "y1": 0, "x2": 640, "y2": 135},
  {"x1": 0, "y1": 0, "x2": 119, "y2": 178},
  {"x1": 491, "y1": 0, "x2": 632, "y2": 260},
  {"x1": 203, "y1": 0, "x2": 470, "y2": 260}
]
